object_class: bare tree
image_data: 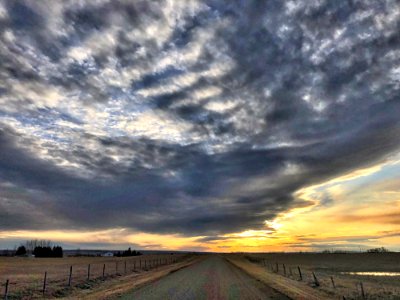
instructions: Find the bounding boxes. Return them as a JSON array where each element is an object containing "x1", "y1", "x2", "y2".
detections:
[{"x1": 25, "y1": 240, "x2": 52, "y2": 254}]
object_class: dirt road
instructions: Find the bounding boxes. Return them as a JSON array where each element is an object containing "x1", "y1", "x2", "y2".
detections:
[{"x1": 119, "y1": 256, "x2": 290, "y2": 300}]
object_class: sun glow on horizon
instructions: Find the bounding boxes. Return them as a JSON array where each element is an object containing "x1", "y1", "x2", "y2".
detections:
[{"x1": 1, "y1": 155, "x2": 400, "y2": 252}]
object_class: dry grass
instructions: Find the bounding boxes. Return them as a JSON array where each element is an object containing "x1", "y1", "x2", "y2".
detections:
[
  {"x1": 0, "y1": 254, "x2": 188, "y2": 299},
  {"x1": 236, "y1": 252, "x2": 400, "y2": 300},
  {"x1": 226, "y1": 255, "x2": 331, "y2": 300}
]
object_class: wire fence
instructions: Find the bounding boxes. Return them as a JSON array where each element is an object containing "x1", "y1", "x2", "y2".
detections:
[
  {"x1": 245, "y1": 255, "x2": 400, "y2": 300},
  {"x1": 2, "y1": 254, "x2": 186, "y2": 299}
]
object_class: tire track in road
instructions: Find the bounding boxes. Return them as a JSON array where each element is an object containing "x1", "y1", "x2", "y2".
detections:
[{"x1": 119, "y1": 256, "x2": 290, "y2": 300}]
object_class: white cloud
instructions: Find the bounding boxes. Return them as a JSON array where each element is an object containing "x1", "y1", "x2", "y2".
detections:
[{"x1": 116, "y1": 110, "x2": 196, "y2": 144}]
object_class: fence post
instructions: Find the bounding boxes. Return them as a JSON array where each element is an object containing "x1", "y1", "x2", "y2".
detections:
[
  {"x1": 4, "y1": 279, "x2": 9, "y2": 300},
  {"x1": 134, "y1": 261, "x2": 136, "y2": 271},
  {"x1": 360, "y1": 282, "x2": 366, "y2": 299},
  {"x1": 289, "y1": 267, "x2": 293, "y2": 276},
  {"x1": 298, "y1": 266, "x2": 303, "y2": 281},
  {"x1": 140, "y1": 260, "x2": 142, "y2": 269},
  {"x1": 124, "y1": 261, "x2": 127, "y2": 274},
  {"x1": 312, "y1": 272, "x2": 320, "y2": 287},
  {"x1": 42, "y1": 272, "x2": 47, "y2": 295},
  {"x1": 68, "y1": 266, "x2": 72, "y2": 287},
  {"x1": 330, "y1": 276, "x2": 336, "y2": 289},
  {"x1": 276, "y1": 263, "x2": 279, "y2": 273},
  {"x1": 145, "y1": 260, "x2": 147, "y2": 269},
  {"x1": 102, "y1": 264, "x2": 106, "y2": 278},
  {"x1": 263, "y1": 259, "x2": 266, "y2": 267},
  {"x1": 116, "y1": 262, "x2": 118, "y2": 274},
  {"x1": 283, "y1": 264, "x2": 286, "y2": 276},
  {"x1": 87, "y1": 264, "x2": 91, "y2": 280}
]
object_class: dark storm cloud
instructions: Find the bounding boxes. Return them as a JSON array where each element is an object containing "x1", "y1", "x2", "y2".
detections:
[{"x1": 0, "y1": 0, "x2": 400, "y2": 239}]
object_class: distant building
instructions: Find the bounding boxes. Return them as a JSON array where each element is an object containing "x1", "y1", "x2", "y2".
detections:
[{"x1": 102, "y1": 252, "x2": 114, "y2": 257}]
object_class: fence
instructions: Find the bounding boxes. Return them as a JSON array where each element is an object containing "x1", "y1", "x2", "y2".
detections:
[
  {"x1": 2, "y1": 254, "x2": 184, "y2": 299},
  {"x1": 246, "y1": 256, "x2": 374, "y2": 300}
]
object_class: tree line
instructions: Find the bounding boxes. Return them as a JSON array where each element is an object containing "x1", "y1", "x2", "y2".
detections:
[
  {"x1": 15, "y1": 240, "x2": 63, "y2": 257},
  {"x1": 114, "y1": 247, "x2": 142, "y2": 257}
]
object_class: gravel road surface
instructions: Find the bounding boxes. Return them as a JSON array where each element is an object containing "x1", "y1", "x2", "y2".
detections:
[{"x1": 119, "y1": 256, "x2": 290, "y2": 299}]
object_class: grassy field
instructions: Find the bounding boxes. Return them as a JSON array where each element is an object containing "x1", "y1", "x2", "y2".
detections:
[
  {"x1": 0, "y1": 254, "x2": 187, "y2": 299},
  {"x1": 237, "y1": 252, "x2": 400, "y2": 299}
]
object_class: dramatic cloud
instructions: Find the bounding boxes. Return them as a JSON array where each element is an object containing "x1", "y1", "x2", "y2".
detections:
[{"x1": 1, "y1": 0, "x2": 400, "y2": 241}]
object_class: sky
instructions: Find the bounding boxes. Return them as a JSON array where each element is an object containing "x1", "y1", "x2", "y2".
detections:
[{"x1": 0, "y1": 0, "x2": 400, "y2": 252}]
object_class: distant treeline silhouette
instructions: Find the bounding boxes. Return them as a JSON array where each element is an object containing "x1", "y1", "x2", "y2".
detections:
[
  {"x1": 13, "y1": 240, "x2": 63, "y2": 257},
  {"x1": 366, "y1": 247, "x2": 389, "y2": 253},
  {"x1": 115, "y1": 247, "x2": 142, "y2": 257},
  {"x1": 321, "y1": 247, "x2": 391, "y2": 253},
  {"x1": 33, "y1": 246, "x2": 63, "y2": 257}
]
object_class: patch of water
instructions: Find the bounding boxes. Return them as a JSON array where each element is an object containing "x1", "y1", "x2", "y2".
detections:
[{"x1": 342, "y1": 272, "x2": 400, "y2": 276}]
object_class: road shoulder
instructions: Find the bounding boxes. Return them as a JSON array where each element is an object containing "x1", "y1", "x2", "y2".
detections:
[
  {"x1": 225, "y1": 255, "x2": 332, "y2": 300},
  {"x1": 61, "y1": 256, "x2": 203, "y2": 300}
]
